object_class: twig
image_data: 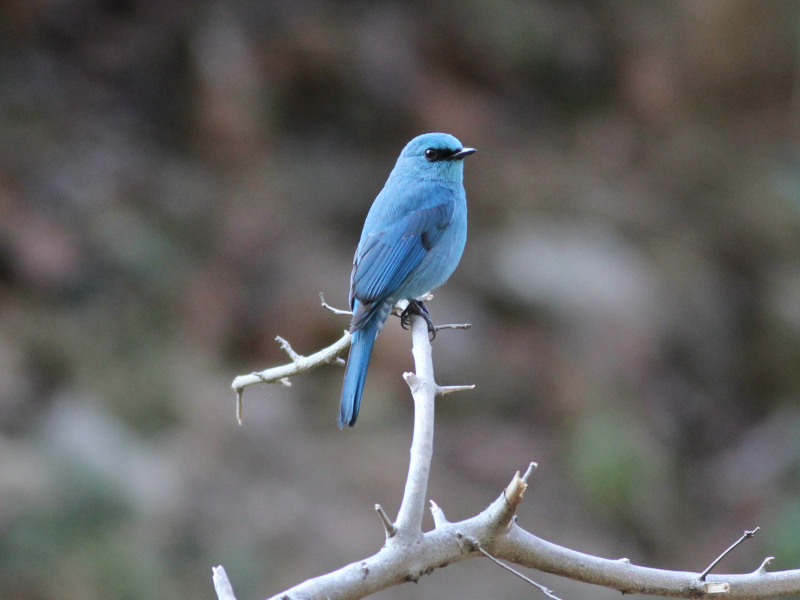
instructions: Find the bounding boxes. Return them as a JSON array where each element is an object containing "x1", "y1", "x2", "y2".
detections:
[
  {"x1": 375, "y1": 504, "x2": 397, "y2": 538},
  {"x1": 755, "y1": 557, "x2": 774, "y2": 575},
  {"x1": 275, "y1": 336, "x2": 303, "y2": 362},
  {"x1": 700, "y1": 528, "x2": 760, "y2": 580},
  {"x1": 434, "y1": 323, "x2": 472, "y2": 331},
  {"x1": 231, "y1": 330, "x2": 352, "y2": 424},
  {"x1": 320, "y1": 292, "x2": 352, "y2": 316},
  {"x1": 212, "y1": 566, "x2": 237, "y2": 600},
  {"x1": 476, "y1": 544, "x2": 565, "y2": 600},
  {"x1": 233, "y1": 332, "x2": 351, "y2": 390}
]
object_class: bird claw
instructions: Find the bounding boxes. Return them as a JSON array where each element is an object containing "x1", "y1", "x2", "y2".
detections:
[{"x1": 400, "y1": 300, "x2": 437, "y2": 340}]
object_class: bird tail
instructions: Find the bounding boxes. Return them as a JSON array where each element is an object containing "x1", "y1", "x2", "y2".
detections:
[{"x1": 339, "y1": 322, "x2": 378, "y2": 428}]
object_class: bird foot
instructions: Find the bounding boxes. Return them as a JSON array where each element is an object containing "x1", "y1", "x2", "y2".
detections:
[{"x1": 400, "y1": 300, "x2": 436, "y2": 340}]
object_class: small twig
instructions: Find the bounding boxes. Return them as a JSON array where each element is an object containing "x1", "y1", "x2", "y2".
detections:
[
  {"x1": 434, "y1": 323, "x2": 472, "y2": 331},
  {"x1": 756, "y1": 557, "x2": 774, "y2": 574},
  {"x1": 375, "y1": 504, "x2": 397, "y2": 538},
  {"x1": 437, "y1": 384, "x2": 475, "y2": 395},
  {"x1": 476, "y1": 544, "x2": 565, "y2": 600},
  {"x1": 320, "y1": 292, "x2": 352, "y2": 316},
  {"x1": 235, "y1": 391, "x2": 243, "y2": 426},
  {"x1": 430, "y1": 499, "x2": 449, "y2": 529},
  {"x1": 276, "y1": 336, "x2": 303, "y2": 362},
  {"x1": 231, "y1": 331, "x2": 351, "y2": 392},
  {"x1": 700, "y1": 528, "x2": 761, "y2": 580},
  {"x1": 212, "y1": 565, "x2": 238, "y2": 600}
]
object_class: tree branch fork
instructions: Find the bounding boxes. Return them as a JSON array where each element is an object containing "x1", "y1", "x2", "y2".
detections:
[{"x1": 219, "y1": 296, "x2": 800, "y2": 600}]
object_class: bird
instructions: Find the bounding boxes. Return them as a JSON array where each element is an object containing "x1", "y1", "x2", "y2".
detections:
[{"x1": 339, "y1": 132, "x2": 475, "y2": 428}]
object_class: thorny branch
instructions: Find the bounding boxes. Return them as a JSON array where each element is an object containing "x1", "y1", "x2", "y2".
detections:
[
  {"x1": 219, "y1": 298, "x2": 800, "y2": 600},
  {"x1": 229, "y1": 293, "x2": 471, "y2": 424}
]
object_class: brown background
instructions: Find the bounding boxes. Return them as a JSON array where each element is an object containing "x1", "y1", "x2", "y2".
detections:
[{"x1": 2, "y1": 1, "x2": 800, "y2": 599}]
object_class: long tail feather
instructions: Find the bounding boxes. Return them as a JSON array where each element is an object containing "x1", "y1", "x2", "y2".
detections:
[{"x1": 339, "y1": 323, "x2": 378, "y2": 428}]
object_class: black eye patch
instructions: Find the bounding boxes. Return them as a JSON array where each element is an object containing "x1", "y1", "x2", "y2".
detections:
[{"x1": 424, "y1": 147, "x2": 457, "y2": 162}]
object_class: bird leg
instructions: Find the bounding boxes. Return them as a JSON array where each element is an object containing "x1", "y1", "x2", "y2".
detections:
[{"x1": 400, "y1": 300, "x2": 436, "y2": 340}]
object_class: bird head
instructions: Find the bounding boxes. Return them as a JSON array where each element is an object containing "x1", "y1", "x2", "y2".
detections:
[{"x1": 396, "y1": 133, "x2": 476, "y2": 183}]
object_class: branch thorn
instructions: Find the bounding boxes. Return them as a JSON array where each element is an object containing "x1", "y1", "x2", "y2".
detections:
[
  {"x1": 430, "y1": 499, "x2": 450, "y2": 528},
  {"x1": 756, "y1": 557, "x2": 774, "y2": 575},
  {"x1": 375, "y1": 504, "x2": 397, "y2": 538},
  {"x1": 403, "y1": 372, "x2": 422, "y2": 393},
  {"x1": 437, "y1": 384, "x2": 475, "y2": 395},
  {"x1": 212, "y1": 565, "x2": 238, "y2": 600}
]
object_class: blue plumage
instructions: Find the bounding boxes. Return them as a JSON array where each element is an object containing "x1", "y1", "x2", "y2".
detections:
[{"x1": 339, "y1": 133, "x2": 475, "y2": 428}]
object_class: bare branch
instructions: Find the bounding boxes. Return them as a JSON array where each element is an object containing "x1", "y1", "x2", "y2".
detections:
[
  {"x1": 700, "y1": 528, "x2": 761, "y2": 580},
  {"x1": 493, "y1": 523, "x2": 800, "y2": 599},
  {"x1": 212, "y1": 566, "x2": 237, "y2": 600},
  {"x1": 221, "y1": 297, "x2": 800, "y2": 600},
  {"x1": 231, "y1": 331, "x2": 351, "y2": 393},
  {"x1": 394, "y1": 314, "x2": 437, "y2": 539},
  {"x1": 259, "y1": 453, "x2": 800, "y2": 600},
  {"x1": 320, "y1": 292, "x2": 353, "y2": 316}
]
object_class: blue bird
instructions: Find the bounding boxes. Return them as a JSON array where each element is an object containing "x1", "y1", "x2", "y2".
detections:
[{"x1": 339, "y1": 133, "x2": 475, "y2": 428}]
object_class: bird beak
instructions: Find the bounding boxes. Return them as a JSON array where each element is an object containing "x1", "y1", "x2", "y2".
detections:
[{"x1": 446, "y1": 147, "x2": 477, "y2": 160}]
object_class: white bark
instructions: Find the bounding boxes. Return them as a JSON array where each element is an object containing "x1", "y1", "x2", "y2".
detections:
[{"x1": 221, "y1": 310, "x2": 800, "y2": 600}]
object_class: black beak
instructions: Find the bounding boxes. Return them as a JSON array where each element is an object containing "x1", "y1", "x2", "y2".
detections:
[{"x1": 445, "y1": 147, "x2": 477, "y2": 160}]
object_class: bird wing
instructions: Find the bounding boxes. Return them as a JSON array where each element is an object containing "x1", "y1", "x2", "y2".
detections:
[{"x1": 350, "y1": 200, "x2": 455, "y2": 308}]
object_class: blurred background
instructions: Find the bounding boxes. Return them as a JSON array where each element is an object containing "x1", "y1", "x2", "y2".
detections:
[{"x1": 2, "y1": 1, "x2": 800, "y2": 598}]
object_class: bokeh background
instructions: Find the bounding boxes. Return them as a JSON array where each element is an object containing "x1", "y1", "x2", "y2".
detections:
[{"x1": 2, "y1": 1, "x2": 800, "y2": 598}]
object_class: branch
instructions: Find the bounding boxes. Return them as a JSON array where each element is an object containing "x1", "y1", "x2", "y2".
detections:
[
  {"x1": 320, "y1": 292, "x2": 353, "y2": 316},
  {"x1": 492, "y1": 525, "x2": 800, "y2": 598},
  {"x1": 256, "y1": 487, "x2": 800, "y2": 600},
  {"x1": 232, "y1": 333, "x2": 351, "y2": 392},
  {"x1": 394, "y1": 314, "x2": 438, "y2": 537},
  {"x1": 230, "y1": 331, "x2": 351, "y2": 423},
  {"x1": 217, "y1": 299, "x2": 800, "y2": 600}
]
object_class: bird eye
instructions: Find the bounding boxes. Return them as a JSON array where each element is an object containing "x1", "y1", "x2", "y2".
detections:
[{"x1": 424, "y1": 148, "x2": 438, "y2": 161}]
